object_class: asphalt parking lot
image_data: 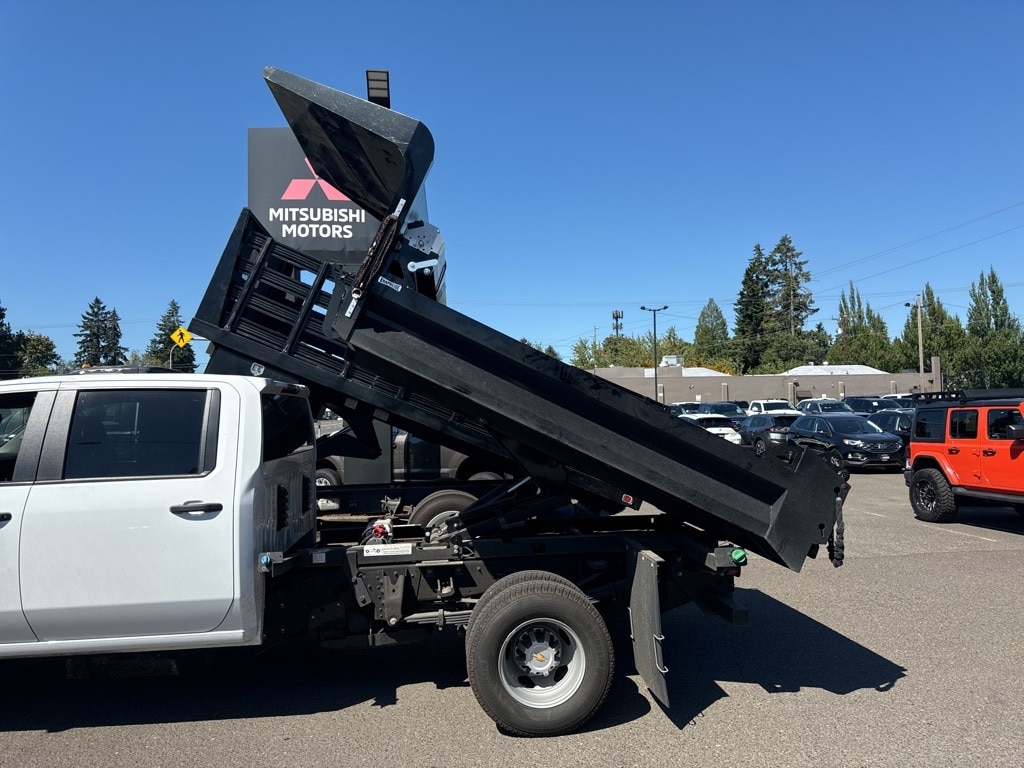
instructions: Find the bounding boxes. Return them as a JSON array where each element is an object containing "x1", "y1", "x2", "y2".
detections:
[{"x1": 1, "y1": 470, "x2": 1021, "y2": 768}]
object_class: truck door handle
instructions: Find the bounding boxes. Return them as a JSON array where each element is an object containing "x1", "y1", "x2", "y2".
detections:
[
  {"x1": 982, "y1": 448, "x2": 997, "y2": 456},
  {"x1": 0, "y1": 513, "x2": 11, "y2": 522},
  {"x1": 947, "y1": 447, "x2": 959, "y2": 454},
  {"x1": 170, "y1": 502, "x2": 223, "y2": 515}
]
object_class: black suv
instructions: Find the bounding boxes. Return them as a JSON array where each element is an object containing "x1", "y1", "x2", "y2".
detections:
[
  {"x1": 788, "y1": 413, "x2": 903, "y2": 471},
  {"x1": 738, "y1": 413, "x2": 801, "y2": 454},
  {"x1": 905, "y1": 389, "x2": 1024, "y2": 522}
]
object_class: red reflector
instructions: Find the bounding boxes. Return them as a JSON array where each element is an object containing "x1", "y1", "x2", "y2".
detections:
[{"x1": 621, "y1": 494, "x2": 634, "y2": 505}]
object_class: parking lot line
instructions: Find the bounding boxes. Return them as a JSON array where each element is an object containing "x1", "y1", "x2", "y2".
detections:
[{"x1": 936, "y1": 528, "x2": 998, "y2": 543}]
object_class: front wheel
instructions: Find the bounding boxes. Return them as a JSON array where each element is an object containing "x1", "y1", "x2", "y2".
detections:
[
  {"x1": 315, "y1": 467, "x2": 341, "y2": 486},
  {"x1": 753, "y1": 437, "x2": 766, "y2": 456},
  {"x1": 466, "y1": 576, "x2": 614, "y2": 737},
  {"x1": 909, "y1": 468, "x2": 958, "y2": 523}
]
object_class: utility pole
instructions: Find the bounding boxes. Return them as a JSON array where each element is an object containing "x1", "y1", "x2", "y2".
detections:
[
  {"x1": 905, "y1": 295, "x2": 925, "y2": 391},
  {"x1": 641, "y1": 305, "x2": 668, "y2": 401}
]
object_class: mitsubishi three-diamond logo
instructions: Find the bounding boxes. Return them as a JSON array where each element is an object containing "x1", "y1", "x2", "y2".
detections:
[{"x1": 281, "y1": 158, "x2": 349, "y2": 201}]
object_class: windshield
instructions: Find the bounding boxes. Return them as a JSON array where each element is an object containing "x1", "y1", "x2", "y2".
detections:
[
  {"x1": 694, "y1": 416, "x2": 733, "y2": 428},
  {"x1": 710, "y1": 403, "x2": 745, "y2": 416},
  {"x1": 848, "y1": 399, "x2": 887, "y2": 413},
  {"x1": 829, "y1": 416, "x2": 883, "y2": 434},
  {"x1": 819, "y1": 401, "x2": 854, "y2": 413},
  {"x1": 764, "y1": 402, "x2": 792, "y2": 411}
]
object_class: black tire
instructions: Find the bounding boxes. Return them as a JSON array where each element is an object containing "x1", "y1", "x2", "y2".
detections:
[
  {"x1": 408, "y1": 489, "x2": 478, "y2": 527},
  {"x1": 1013, "y1": 504, "x2": 1024, "y2": 518},
  {"x1": 315, "y1": 467, "x2": 341, "y2": 487},
  {"x1": 909, "y1": 468, "x2": 958, "y2": 523},
  {"x1": 468, "y1": 470, "x2": 503, "y2": 481},
  {"x1": 753, "y1": 437, "x2": 767, "y2": 456},
  {"x1": 465, "y1": 577, "x2": 614, "y2": 737},
  {"x1": 467, "y1": 570, "x2": 578, "y2": 640}
]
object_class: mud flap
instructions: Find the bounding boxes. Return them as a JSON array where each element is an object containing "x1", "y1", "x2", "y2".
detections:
[{"x1": 628, "y1": 546, "x2": 669, "y2": 706}]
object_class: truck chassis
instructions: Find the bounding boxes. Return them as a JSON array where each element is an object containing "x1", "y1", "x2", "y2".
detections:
[{"x1": 187, "y1": 67, "x2": 847, "y2": 736}]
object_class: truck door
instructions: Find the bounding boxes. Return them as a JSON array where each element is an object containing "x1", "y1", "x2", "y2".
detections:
[
  {"x1": 18, "y1": 386, "x2": 237, "y2": 642},
  {"x1": 0, "y1": 390, "x2": 51, "y2": 644},
  {"x1": 981, "y1": 407, "x2": 1024, "y2": 492},
  {"x1": 947, "y1": 408, "x2": 983, "y2": 484}
]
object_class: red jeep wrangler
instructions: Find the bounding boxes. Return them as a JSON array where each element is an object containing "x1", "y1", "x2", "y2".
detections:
[{"x1": 905, "y1": 389, "x2": 1024, "y2": 522}]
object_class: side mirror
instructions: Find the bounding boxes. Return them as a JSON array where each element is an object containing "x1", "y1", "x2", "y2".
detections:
[{"x1": 1006, "y1": 424, "x2": 1024, "y2": 441}]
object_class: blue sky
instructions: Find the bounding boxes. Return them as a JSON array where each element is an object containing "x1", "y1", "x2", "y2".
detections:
[{"x1": 3, "y1": 1, "x2": 1022, "y2": 365}]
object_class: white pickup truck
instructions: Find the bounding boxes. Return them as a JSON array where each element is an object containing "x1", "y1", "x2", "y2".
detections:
[{"x1": 0, "y1": 372, "x2": 316, "y2": 658}]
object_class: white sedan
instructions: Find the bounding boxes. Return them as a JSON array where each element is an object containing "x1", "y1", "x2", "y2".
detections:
[{"x1": 679, "y1": 413, "x2": 743, "y2": 445}]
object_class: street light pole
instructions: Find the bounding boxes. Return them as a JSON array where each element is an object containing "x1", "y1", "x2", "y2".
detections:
[
  {"x1": 905, "y1": 294, "x2": 925, "y2": 392},
  {"x1": 641, "y1": 305, "x2": 668, "y2": 402}
]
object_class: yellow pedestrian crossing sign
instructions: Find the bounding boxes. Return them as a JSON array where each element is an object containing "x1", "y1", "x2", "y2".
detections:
[{"x1": 171, "y1": 326, "x2": 193, "y2": 348}]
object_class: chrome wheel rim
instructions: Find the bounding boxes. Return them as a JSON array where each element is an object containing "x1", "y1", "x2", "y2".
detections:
[{"x1": 498, "y1": 618, "x2": 585, "y2": 708}]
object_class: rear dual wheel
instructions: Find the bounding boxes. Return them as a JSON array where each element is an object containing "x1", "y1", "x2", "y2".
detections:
[{"x1": 465, "y1": 573, "x2": 614, "y2": 737}]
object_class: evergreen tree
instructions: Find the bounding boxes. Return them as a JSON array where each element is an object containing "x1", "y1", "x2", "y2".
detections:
[
  {"x1": 18, "y1": 332, "x2": 61, "y2": 377},
  {"x1": 895, "y1": 284, "x2": 965, "y2": 387},
  {"x1": 692, "y1": 299, "x2": 729, "y2": 362},
  {"x1": 765, "y1": 235, "x2": 816, "y2": 336},
  {"x1": 73, "y1": 297, "x2": 127, "y2": 367},
  {"x1": 732, "y1": 244, "x2": 772, "y2": 372},
  {"x1": 829, "y1": 281, "x2": 897, "y2": 370},
  {"x1": 953, "y1": 268, "x2": 1024, "y2": 387},
  {"x1": 0, "y1": 302, "x2": 22, "y2": 379},
  {"x1": 145, "y1": 300, "x2": 198, "y2": 372}
]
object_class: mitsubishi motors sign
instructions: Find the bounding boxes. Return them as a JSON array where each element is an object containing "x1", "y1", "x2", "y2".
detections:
[{"x1": 247, "y1": 127, "x2": 379, "y2": 268}]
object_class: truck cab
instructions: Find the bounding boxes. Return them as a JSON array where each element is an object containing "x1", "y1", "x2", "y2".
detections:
[{"x1": 0, "y1": 373, "x2": 315, "y2": 657}]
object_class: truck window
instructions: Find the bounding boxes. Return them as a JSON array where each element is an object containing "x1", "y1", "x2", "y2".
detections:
[
  {"x1": 0, "y1": 393, "x2": 37, "y2": 483},
  {"x1": 914, "y1": 409, "x2": 945, "y2": 440},
  {"x1": 949, "y1": 409, "x2": 978, "y2": 440},
  {"x1": 987, "y1": 408, "x2": 1024, "y2": 439},
  {"x1": 261, "y1": 392, "x2": 314, "y2": 461},
  {"x1": 65, "y1": 390, "x2": 209, "y2": 479}
]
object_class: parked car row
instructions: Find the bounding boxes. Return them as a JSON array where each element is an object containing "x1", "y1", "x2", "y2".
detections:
[{"x1": 665, "y1": 398, "x2": 909, "y2": 471}]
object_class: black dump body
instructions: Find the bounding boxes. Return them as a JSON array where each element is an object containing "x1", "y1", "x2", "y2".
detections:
[{"x1": 191, "y1": 67, "x2": 844, "y2": 573}]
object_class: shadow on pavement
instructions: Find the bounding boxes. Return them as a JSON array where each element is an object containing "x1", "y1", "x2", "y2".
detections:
[
  {"x1": 942, "y1": 504, "x2": 1024, "y2": 536},
  {"x1": 0, "y1": 587, "x2": 905, "y2": 736},
  {"x1": 651, "y1": 588, "x2": 907, "y2": 731}
]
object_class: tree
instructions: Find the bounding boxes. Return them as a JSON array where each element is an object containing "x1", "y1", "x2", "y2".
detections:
[
  {"x1": 732, "y1": 244, "x2": 772, "y2": 372},
  {"x1": 692, "y1": 299, "x2": 729, "y2": 363},
  {"x1": 829, "y1": 281, "x2": 897, "y2": 371},
  {"x1": 518, "y1": 338, "x2": 563, "y2": 362},
  {"x1": 0, "y1": 302, "x2": 23, "y2": 379},
  {"x1": 732, "y1": 236, "x2": 818, "y2": 374},
  {"x1": 895, "y1": 284, "x2": 965, "y2": 388},
  {"x1": 952, "y1": 268, "x2": 1024, "y2": 388},
  {"x1": 73, "y1": 297, "x2": 127, "y2": 367},
  {"x1": 765, "y1": 234, "x2": 816, "y2": 336},
  {"x1": 18, "y1": 332, "x2": 61, "y2": 377},
  {"x1": 754, "y1": 334, "x2": 825, "y2": 374},
  {"x1": 145, "y1": 300, "x2": 198, "y2": 372}
]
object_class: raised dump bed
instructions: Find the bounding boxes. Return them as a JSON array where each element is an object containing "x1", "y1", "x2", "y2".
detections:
[{"x1": 192, "y1": 67, "x2": 845, "y2": 573}]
